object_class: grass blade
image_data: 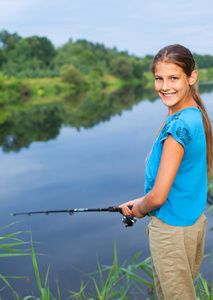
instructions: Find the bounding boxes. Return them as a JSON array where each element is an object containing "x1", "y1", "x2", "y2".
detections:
[{"x1": 31, "y1": 237, "x2": 42, "y2": 293}]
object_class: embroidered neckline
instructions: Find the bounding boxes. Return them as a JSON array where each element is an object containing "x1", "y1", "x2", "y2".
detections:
[{"x1": 168, "y1": 107, "x2": 200, "y2": 118}]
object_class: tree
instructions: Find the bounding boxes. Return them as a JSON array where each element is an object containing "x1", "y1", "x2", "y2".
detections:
[
  {"x1": 25, "y1": 36, "x2": 56, "y2": 66},
  {"x1": 131, "y1": 60, "x2": 144, "y2": 79},
  {"x1": 142, "y1": 55, "x2": 154, "y2": 72},
  {"x1": 0, "y1": 30, "x2": 9, "y2": 49},
  {"x1": 7, "y1": 39, "x2": 32, "y2": 64},
  {"x1": 110, "y1": 56, "x2": 133, "y2": 80},
  {"x1": 193, "y1": 53, "x2": 213, "y2": 69},
  {"x1": 60, "y1": 64, "x2": 86, "y2": 84},
  {"x1": 0, "y1": 30, "x2": 20, "y2": 51},
  {"x1": 0, "y1": 49, "x2": 7, "y2": 67}
]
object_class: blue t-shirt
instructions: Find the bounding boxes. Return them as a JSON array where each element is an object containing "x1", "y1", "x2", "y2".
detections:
[{"x1": 145, "y1": 107, "x2": 207, "y2": 226}]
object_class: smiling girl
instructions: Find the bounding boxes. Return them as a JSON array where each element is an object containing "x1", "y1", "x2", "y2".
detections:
[{"x1": 120, "y1": 44, "x2": 213, "y2": 300}]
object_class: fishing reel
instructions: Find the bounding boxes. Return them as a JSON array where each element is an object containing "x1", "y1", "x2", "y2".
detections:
[{"x1": 122, "y1": 216, "x2": 137, "y2": 227}]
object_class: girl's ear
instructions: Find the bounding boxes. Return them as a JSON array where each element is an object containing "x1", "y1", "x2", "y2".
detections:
[{"x1": 189, "y1": 70, "x2": 198, "y2": 86}]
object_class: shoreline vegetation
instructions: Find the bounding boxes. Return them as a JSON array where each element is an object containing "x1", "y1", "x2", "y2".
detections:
[
  {"x1": 0, "y1": 224, "x2": 212, "y2": 299},
  {"x1": 1, "y1": 29, "x2": 213, "y2": 105}
]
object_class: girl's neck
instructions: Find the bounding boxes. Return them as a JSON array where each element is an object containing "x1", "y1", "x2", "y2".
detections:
[{"x1": 168, "y1": 94, "x2": 198, "y2": 116}]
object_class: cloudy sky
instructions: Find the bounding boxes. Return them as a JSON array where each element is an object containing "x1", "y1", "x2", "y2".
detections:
[{"x1": 0, "y1": 0, "x2": 213, "y2": 57}]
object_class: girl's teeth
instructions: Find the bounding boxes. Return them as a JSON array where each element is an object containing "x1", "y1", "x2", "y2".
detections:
[{"x1": 164, "y1": 93, "x2": 174, "y2": 97}]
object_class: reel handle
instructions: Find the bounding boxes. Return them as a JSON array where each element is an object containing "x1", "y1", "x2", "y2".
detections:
[
  {"x1": 119, "y1": 205, "x2": 136, "y2": 227},
  {"x1": 108, "y1": 206, "x2": 136, "y2": 227}
]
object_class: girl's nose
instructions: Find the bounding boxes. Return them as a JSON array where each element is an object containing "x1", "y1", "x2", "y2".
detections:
[{"x1": 161, "y1": 80, "x2": 170, "y2": 91}]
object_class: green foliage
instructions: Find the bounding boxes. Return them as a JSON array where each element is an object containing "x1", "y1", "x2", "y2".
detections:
[
  {"x1": 0, "y1": 224, "x2": 65, "y2": 300},
  {"x1": 0, "y1": 223, "x2": 31, "y2": 258},
  {"x1": 0, "y1": 225, "x2": 155, "y2": 299},
  {"x1": 25, "y1": 36, "x2": 56, "y2": 66},
  {"x1": 0, "y1": 30, "x2": 56, "y2": 78},
  {"x1": 208, "y1": 175, "x2": 213, "y2": 194},
  {"x1": 0, "y1": 30, "x2": 21, "y2": 51},
  {"x1": 88, "y1": 68, "x2": 105, "y2": 80},
  {"x1": 8, "y1": 39, "x2": 32, "y2": 63},
  {"x1": 131, "y1": 60, "x2": 144, "y2": 79},
  {"x1": 51, "y1": 39, "x2": 110, "y2": 75},
  {"x1": 66, "y1": 241, "x2": 155, "y2": 300},
  {"x1": 198, "y1": 68, "x2": 213, "y2": 82},
  {"x1": 142, "y1": 55, "x2": 154, "y2": 72},
  {"x1": 110, "y1": 56, "x2": 133, "y2": 80},
  {"x1": 0, "y1": 223, "x2": 32, "y2": 298},
  {"x1": 194, "y1": 53, "x2": 213, "y2": 69},
  {"x1": 0, "y1": 29, "x2": 154, "y2": 81},
  {"x1": 195, "y1": 272, "x2": 213, "y2": 300},
  {"x1": 0, "y1": 226, "x2": 213, "y2": 300},
  {"x1": 0, "y1": 71, "x2": 6, "y2": 87},
  {"x1": 30, "y1": 238, "x2": 54, "y2": 300},
  {"x1": 1, "y1": 29, "x2": 213, "y2": 86},
  {"x1": 0, "y1": 76, "x2": 30, "y2": 104},
  {"x1": 60, "y1": 64, "x2": 86, "y2": 84},
  {"x1": 0, "y1": 48, "x2": 7, "y2": 67}
]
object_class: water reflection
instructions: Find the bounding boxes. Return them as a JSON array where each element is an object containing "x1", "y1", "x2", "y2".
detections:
[
  {"x1": 1, "y1": 83, "x2": 212, "y2": 154},
  {"x1": 0, "y1": 85, "x2": 158, "y2": 152},
  {"x1": 199, "y1": 82, "x2": 213, "y2": 94},
  {"x1": 0, "y1": 104, "x2": 63, "y2": 152}
]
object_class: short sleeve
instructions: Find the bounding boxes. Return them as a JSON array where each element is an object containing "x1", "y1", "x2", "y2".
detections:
[{"x1": 159, "y1": 117, "x2": 193, "y2": 152}]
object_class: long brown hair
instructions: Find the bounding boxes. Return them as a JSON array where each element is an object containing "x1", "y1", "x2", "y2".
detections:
[{"x1": 152, "y1": 44, "x2": 213, "y2": 179}]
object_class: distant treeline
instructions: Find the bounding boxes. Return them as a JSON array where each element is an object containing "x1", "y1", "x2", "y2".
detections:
[
  {"x1": 0, "y1": 29, "x2": 152, "y2": 82},
  {"x1": 1, "y1": 29, "x2": 213, "y2": 83}
]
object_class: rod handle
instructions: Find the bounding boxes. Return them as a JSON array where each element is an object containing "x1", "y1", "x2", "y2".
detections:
[{"x1": 108, "y1": 205, "x2": 133, "y2": 213}]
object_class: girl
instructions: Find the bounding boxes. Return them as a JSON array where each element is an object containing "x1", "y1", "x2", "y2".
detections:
[{"x1": 119, "y1": 44, "x2": 213, "y2": 300}]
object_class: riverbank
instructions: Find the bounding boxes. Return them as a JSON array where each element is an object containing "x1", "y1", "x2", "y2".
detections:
[
  {"x1": 2, "y1": 70, "x2": 213, "y2": 107},
  {"x1": 0, "y1": 72, "x2": 146, "y2": 106}
]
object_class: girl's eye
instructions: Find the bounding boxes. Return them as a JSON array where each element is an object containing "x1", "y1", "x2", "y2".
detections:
[
  {"x1": 155, "y1": 77, "x2": 162, "y2": 81},
  {"x1": 172, "y1": 77, "x2": 178, "y2": 80}
]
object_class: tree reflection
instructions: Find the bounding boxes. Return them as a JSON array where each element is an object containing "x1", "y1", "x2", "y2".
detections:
[
  {"x1": 0, "y1": 104, "x2": 64, "y2": 152},
  {"x1": 0, "y1": 82, "x2": 212, "y2": 153},
  {"x1": 198, "y1": 83, "x2": 213, "y2": 94}
]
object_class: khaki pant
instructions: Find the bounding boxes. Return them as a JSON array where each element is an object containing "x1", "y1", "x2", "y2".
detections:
[{"x1": 147, "y1": 213, "x2": 207, "y2": 300}]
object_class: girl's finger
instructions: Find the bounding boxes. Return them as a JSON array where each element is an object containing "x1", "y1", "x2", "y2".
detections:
[{"x1": 122, "y1": 206, "x2": 134, "y2": 216}]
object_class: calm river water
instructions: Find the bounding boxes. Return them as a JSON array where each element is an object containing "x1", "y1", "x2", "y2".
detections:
[{"x1": 0, "y1": 84, "x2": 213, "y2": 299}]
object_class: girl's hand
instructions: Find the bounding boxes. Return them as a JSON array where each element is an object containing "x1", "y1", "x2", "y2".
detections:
[{"x1": 119, "y1": 198, "x2": 146, "y2": 219}]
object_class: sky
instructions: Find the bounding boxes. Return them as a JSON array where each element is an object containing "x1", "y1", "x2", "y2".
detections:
[{"x1": 0, "y1": 0, "x2": 213, "y2": 57}]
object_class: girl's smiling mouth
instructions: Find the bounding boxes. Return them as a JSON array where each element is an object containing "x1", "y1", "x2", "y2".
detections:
[{"x1": 161, "y1": 92, "x2": 177, "y2": 98}]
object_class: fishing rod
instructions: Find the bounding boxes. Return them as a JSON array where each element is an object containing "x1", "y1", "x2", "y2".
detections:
[{"x1": 10, "y1": 206, "x2": 136, "y2": 227}]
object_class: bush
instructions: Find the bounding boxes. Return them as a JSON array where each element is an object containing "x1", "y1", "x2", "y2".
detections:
[
  {"x1": 110, "y1": 56, "x2": 133, "y2": 80},
  {"x1": 60, "y1": 64, "x2": 86, "y2": 85}
]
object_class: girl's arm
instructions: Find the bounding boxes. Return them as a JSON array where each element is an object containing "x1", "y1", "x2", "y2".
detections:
[{"x1": 120, "y1": 134, "x2": 185, "y2": 218}]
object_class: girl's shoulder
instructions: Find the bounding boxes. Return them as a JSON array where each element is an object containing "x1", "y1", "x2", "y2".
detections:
[
  {"x1": 160, "y1": 108, "x2": 203, "y2": 150},
  {"x1": 166, "y1": 107, "x2": 202, "y2": 129}
]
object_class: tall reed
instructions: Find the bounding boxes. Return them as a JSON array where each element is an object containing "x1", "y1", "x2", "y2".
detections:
[
  {"x1": 1, "y1": 224, "x2": 213, "y2": 299},
  {"x1": 0, "y1": 222, "x2": 32, "y2": 298}
]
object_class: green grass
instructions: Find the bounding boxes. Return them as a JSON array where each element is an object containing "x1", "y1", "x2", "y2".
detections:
[
  {"x1": 198, "y1": 68, "x2": 213, "y2": 82},
  {"x1": 195, "y1": 270, "x2": 213, "y2": 299},
  {"x1": 0, "y1": 222, "x2": 32, "y2": 298},
  {"x1": 69, "y1": 241, "x2": 155, "y2": 300},
  {"x1": 1, "y1": 224, "x2": 213, "y2": 300}
]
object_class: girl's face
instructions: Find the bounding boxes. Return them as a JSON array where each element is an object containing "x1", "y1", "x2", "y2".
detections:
[{"x1": 154, "y1": 62, "x2": 197, "y2": 115}]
